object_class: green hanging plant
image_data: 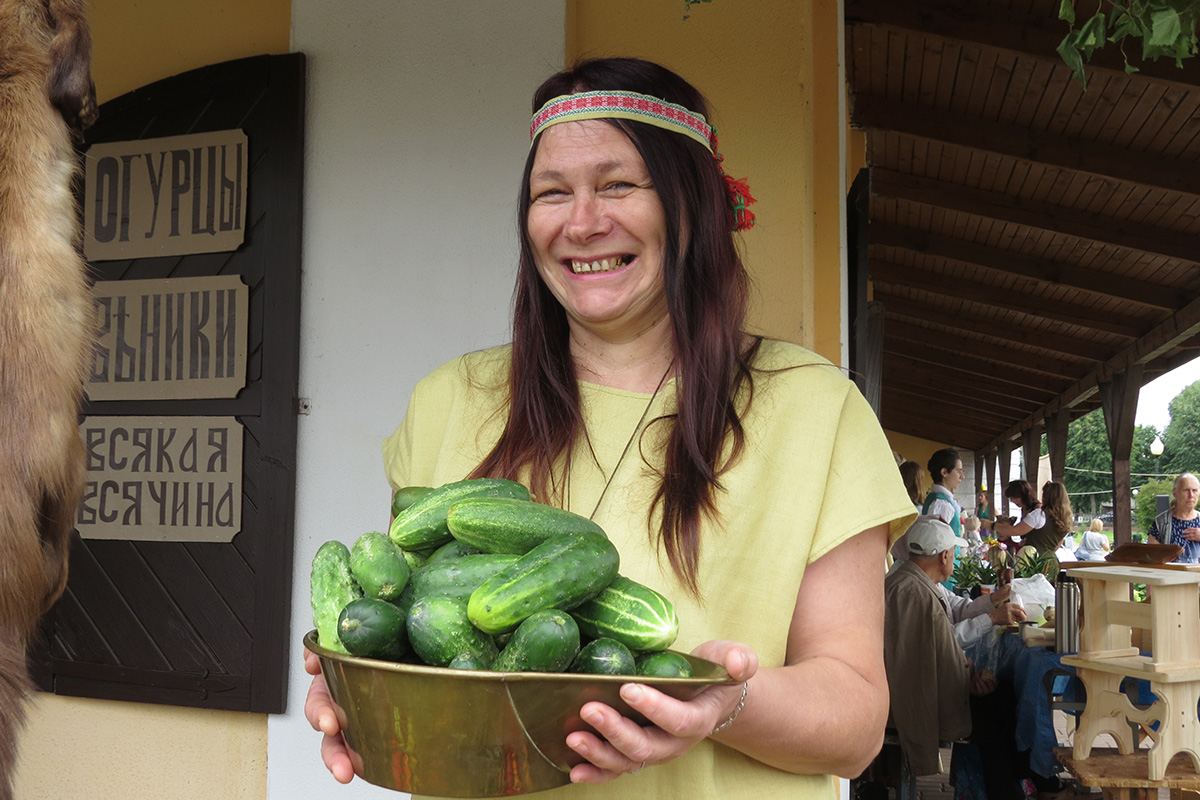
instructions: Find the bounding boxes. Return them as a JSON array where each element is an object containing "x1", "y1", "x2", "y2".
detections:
[{"x1": 1057, "y1": 1, "x2": 1200, "y2": 87}]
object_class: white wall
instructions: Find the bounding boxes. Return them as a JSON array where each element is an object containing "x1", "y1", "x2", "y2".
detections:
[{"x1": 274, "y1": 3, "x2": 565, "y2": 797}]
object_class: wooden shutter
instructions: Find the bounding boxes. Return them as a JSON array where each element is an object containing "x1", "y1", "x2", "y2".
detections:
[{"x1": 31, "y1": 53, "x2": 305, "y2": 713}]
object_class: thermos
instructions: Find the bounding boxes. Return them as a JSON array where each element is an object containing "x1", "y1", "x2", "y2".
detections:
[{"x1": 1054, "y1": 571, "x2": 1080, "y2": 654}]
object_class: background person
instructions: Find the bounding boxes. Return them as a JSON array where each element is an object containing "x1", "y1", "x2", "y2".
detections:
[
  {"x1": 1148, "y1": 472, "x2": 1200, "y2": 563},
  {"x1": 890, "y1": 460, "x2": 927, "y2": 563},
  {"x1": 1074, "y1": 519, "x2": 1110, "y2": 562},
  {"x1": 993, "y1": 480, "x2": 1043, "y2": 548},
  {"x1": 303, "y1": 57, "x2": 915, "y2": 799},
  {"x1": 976, "y1": 487, "x2": 995, "y2": 529},
  {"x1": 883, "y1": 519, "x2": 975, "y2": 777},
  {"x1": 923, "y1": 448, "x2": 965, "y2": 535},
  {"x1": 1019, "y1": 481, "x2": 1073, "y2": 555}
]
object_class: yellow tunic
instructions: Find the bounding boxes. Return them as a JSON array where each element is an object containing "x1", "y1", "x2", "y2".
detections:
[{"x1": 382, "y1": 339, "x2": 915, "y2": 800}]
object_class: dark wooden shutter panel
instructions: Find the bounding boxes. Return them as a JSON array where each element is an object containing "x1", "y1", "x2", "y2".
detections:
[{"x1": 32, "y1": 53, "x2": 305, "y2": 713}]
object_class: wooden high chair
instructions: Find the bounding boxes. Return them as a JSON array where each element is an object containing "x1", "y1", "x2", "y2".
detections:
[{"x1": 1060, "y1": 565, "x2": 1200, "y2": 782}]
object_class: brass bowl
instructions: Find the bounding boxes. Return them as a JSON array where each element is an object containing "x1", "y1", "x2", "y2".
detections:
[{"x1": 304, "y1": 630, "x2": 731, "y2": 797}]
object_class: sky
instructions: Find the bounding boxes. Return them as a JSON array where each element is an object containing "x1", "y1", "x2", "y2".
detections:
[{"x1": 1135, "y1": 356, "x2": 1200, "y2": 432}]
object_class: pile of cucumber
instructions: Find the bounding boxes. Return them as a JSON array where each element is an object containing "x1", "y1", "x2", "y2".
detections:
[{"x1": 310, "y1": 478, "x2": 689, "y2": 677}]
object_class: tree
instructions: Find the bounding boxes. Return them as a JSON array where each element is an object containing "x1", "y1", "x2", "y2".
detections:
[
  {"x1": 1162, "y1": 380, "x2": 1200, "y2": 475},
  {"x1": 1062, "y1": 408, "x2": 1160, "y2": 513},
  {"x1": 1135, "y1": 477, "x2": 1174, "y2": 535}
]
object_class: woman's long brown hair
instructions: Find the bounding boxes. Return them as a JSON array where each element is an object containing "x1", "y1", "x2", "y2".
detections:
[{"x1": 470, "y1": 58, "x2": 755, "y2": 597}]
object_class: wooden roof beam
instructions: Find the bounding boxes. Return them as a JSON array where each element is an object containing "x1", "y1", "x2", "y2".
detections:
[
  {"x1": 845, "y1": 0, "x2": 1200, "y2": 90},
  {"x1": 886, "y1": 319, "x2": 1086, "y2": 380},
  {"x1": 881, "y1": 410, "x2": 992, "y2": 451},
  {"x1": 870, "y1": 259, "x2": 1146, "y2": 338},
  {"x1": 886, "y1": 392, "x2": 1013, "y2": 433},
  {"x1": 883, "y1": 368, "x2": 1043, "y2": 417},
  {"x1": 884, "y1": 351, "x2": 1057, "y2": 406},
  {"x1": 852, "y1": 94, "x2": 1200, "y2": 199},
  {"x1": 872, "y1": 218, "x2": 1188, "y2": 312},
  {"x1": 884, "y1": 340, "x2": 1075, "y2": 393},
  {"x1": 877, "y1": 292, "x2": 1111, "y2": 363},
  {"x1": 984, "y1": 292, "x2": 1200, "y2": 451},
  {"x1": 885, "y1": 381, "x2": 1030, "y2": 423}
]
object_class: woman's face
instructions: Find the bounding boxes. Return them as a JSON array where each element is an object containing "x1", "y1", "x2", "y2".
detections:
[
  {"x1": 526, "y1": 120, "x2": 669, "y2": 344},
  {"x1": 942, "y1": 460, "x2": 964, "y2": 492},
  {"x1": 1173, "y1": 475, "x2": 1200, "y2": 515},
  {"x1": 1008, "y1": 493, "x2": 1025, "y2": 511}
]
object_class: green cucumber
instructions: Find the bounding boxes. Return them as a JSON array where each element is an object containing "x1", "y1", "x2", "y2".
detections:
[
  {"x1": 492, "y1": 609, "x2": 581, "y2": 672},
  {"x1": 447, "y1": 497, "x2": 606, "y2": 554},
  {"x1": 400, "y1": 548, "x2": 430, "y2": 572},
  {"x1": 337, "y1": 597, "x2": 408, "y2": 661},
  {"x1": 636, "y1": 650, "x2": 693, "y2": 678},
  {"x1": 391, "y1": 485, "x2": 434, "y2": 519},
  {"x1": 570, "y1": 575, "x2": 679, "y2": 651},
  {"x1": 570, "y1": 637, "x2": 637, "y2": 675},
  {"x1": 468, "y1": 532, "x2": 619, "y2": 635},
  {"x1": 407, "y1": 594, "x2": 498, "y2": 668},
  {"x1": 350, "y1": 531, "x2": 411, "y2": 601},
  {"x1": 389, "y1": 478, "x2": 532, "y2": 550},
  {"x1": 407, "y1": 553, "x2": 521, "y2": 601},
  {"x1": 310, "y1": 540, "x2": 363, "y2": 654},
  {"x1": 447, "y1": 652, "x2": 488, "y2": 670},
  {"x1": 425, "y1": 539, "x2": 483, "y2": 564}
]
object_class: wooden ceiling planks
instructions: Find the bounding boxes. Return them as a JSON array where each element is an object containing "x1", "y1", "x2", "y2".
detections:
[{"x1": 846, "y1": 0, "x2": 1200, "y2": 452}]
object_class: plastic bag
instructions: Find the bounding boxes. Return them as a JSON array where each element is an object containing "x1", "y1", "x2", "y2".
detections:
[{"x1": 1010, "y1": 573, "x2": 1055, "y2": 621}]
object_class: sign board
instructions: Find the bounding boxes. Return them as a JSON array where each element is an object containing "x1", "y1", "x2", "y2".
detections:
[
  {"x1": 89, "y1": 275, "x2": 248, "y2": 401},
  {"x1": 84, "y1": 129, "x2": 248, "y2": 261},
  {"x1": 77, "y1": 416, "x2": 243, "y2": 542}
]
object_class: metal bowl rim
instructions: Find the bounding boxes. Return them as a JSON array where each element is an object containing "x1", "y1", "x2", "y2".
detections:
[{"x1": 303, "y1": 629, "x2": 732, "y2": 685}]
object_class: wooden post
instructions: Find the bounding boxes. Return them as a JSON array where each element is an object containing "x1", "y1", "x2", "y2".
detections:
[
  {"x1": 1047, "y1": 409, "x2": 1070, "y2": 484},
  {"x1": 1022, "y1": 425, "x2": 1042, "y2": 488},
  {"x1": 985, "y1": 451, "x2": 996, "y2": 509},
  {"x1": 999, "y1": 444, "x2": 1012, "y2": 516},
  {"x1": 1100, "y1": 365, "x2": 1144, "y2": 547}
]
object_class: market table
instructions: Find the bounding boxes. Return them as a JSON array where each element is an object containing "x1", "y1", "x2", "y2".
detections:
[
  {"x1": 967, "y1": 628, "x2": 1074, "y2": 778},
  {"x1": 1056, "y1": 747, "x2": 1200, "y2": 800}
]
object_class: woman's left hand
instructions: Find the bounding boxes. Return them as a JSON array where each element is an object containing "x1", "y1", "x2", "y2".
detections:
[{"x1": 565, "y1": 640, "x2": 756, "y2": 784}]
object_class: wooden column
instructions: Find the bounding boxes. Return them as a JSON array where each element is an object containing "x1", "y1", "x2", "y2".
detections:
[
  {"x1": 999, "y1": 444, "x2": 1012, "y2": 516},
  {"x1": 1046, "y1": 409, "x2": 1071, "y2": 484},
  {"x1": 1100, "y1": 364, "x2": 1144, "y2": 547},
  {"x1": 985, "y1": 451, "x2": 996, "y2": 507},
  {"x1": 974, "y1": 452, "x2": 985, "y2": 493},
  {"x1": 1022, "y1": 425, "x2": 1042, "y2": 488}
]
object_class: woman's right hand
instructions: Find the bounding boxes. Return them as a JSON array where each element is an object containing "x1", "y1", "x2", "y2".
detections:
[{"x1": 303, "y1": 648, "x2": 356, "y2": 783}]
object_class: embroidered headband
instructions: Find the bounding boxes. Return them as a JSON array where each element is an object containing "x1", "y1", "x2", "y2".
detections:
[{"x1": 529, "y1": 90, "x2": 756, "y2": 231}]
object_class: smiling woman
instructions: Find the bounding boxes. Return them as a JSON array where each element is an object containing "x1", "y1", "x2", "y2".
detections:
[{"x1": 304, "y1": 56, "x2": 916, "y2": 800}]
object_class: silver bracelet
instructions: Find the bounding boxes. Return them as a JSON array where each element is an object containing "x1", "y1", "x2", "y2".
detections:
[{"x1": 710, "y1": 681, "x2": 748, "y2": 736}]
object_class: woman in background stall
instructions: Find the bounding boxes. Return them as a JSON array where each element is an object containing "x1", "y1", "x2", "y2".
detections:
[
  {"x1": 1074, "y1": 518, "x2": 1111, "y2": 562},
  {"x1": 1148, "y1": 472, "x2": 1200, "y2": 563}
]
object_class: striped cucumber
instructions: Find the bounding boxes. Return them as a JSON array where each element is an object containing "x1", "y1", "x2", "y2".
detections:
[
  {"x1": 569, "y1": 575, "x2": 679, "y2": 651},
  {"x1": 447, "y1": 497, "x2": 606, "y2": 554},
  {"x1": 388, "y1": 478, "x2": 531, "y2": 550},
  {"x1": 467, "y1": 532, "x2": 619, "y2": 635}
]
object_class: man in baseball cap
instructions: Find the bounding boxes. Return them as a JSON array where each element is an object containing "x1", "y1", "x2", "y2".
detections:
[{"x1": 906, "y1": 517, "x2": 969, "y2": 559}]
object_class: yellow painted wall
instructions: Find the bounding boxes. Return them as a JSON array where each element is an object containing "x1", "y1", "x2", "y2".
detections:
[
  {"x1": 885, "y1": 430, "x2": 949, "y2": 475},
  {"x1": 567, "y1": 0, "x2": 846, "y2": 361},
  {"x1": 15, "y1": 2, "x2": 289, "y2": 797},
  {"x1": 90, "y1": 0, "x2": 292, "y2": 103},
  {"x1": 16, "y1": 695, "x2": 267, "y2": 800}
]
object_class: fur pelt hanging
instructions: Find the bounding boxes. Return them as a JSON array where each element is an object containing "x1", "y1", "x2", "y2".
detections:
[{"x1": 0, "y1": 0, "x2": 96, "y2": 795}]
